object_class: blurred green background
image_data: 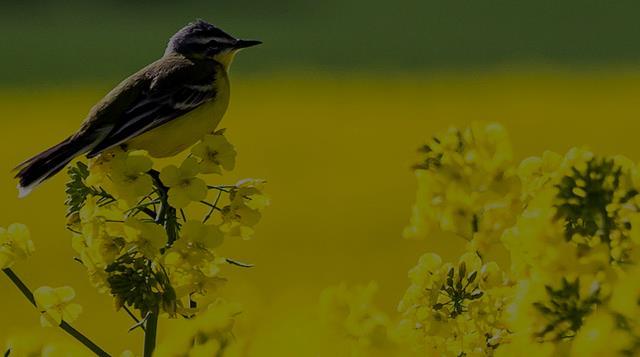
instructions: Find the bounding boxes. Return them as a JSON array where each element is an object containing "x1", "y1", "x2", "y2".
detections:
[
  {"x1": 3, "y1": 0, "x2": 640, "y2": 85},
  {"x1": 3, "y1": 1, "x2": 640, "y2": 355}
]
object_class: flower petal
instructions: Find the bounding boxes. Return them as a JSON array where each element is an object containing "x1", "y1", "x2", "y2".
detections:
[
  {"x1": 34, "y1": 286, "x2": 58, "y2": 309},
  {"x1": 62, "y1": 303, "x2": 83, "y2": 323},
  {"x1": 185, "y1": 178, "x2": 208, "y2": 202},
  {"x1": 168, "y1": 188, "x2": 191, "y2": 209},
  {"x1": 54, "y1": 286, "x2": 76, "y2": 303},
  {"x1": 180, "y1": 157, "x2": 201, "y2": 178},
  {"x1": 160, "y1": 165, "x2": 181, "y2": 187}
]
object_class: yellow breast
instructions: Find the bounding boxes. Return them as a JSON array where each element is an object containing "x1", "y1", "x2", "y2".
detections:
[{"x1": 126, "y1": 71, "x2": 231, "y2": 158}]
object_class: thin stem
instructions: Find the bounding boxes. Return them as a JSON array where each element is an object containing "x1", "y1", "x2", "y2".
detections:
[
  {"x1": 147, "y1": 170, "x2": 168, "y2": 224},
  {"x1": 199, "y1": 200, "x2": 217, "y2": 208},
  {"x1": 148, "y1": 170, "x2": 178, "y2": 245},
  {"x1": 226, "y1": 258, "x2": 254, "y2": 268},
  {"x1": 137, "y1": 207, "x2": 158, "y2": 220},
  {"x1": 125, "y1": 200, "x2": 161, "y2": 218},
  {"x1": 207, "y1": 185, "x2": 234, "y2": 192},
  {"x1": 61, "y1": 321, "x2": 109, "y2": 356},
  {"x1": 123, "y1": 305, "x2": 145, "y2": 332},
  {"x1": 2, "y1": 268, "x2": 111, "y2": 357},
  {"x1": 143, "y1": 306, "x2": 159, "y2": 357},
  {"x1": 3, "y1": 268, "x2": 35, "y2": 305},
  {"x1": 202, "y1": 190, "x2": 223, "y2": 223}
]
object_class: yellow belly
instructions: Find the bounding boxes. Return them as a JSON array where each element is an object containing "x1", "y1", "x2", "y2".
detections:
[{"x1": 126, "y1": 80, "x2": 230, "y2": 158}]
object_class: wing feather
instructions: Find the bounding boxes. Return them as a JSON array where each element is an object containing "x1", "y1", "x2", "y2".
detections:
[{"x1": 86, "y1": 55, "x2": 218, "y2": 157}]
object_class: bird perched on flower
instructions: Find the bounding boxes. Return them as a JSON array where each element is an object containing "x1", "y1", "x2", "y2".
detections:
[{"x1": 14, "y1": 20, "x2": 261, "y2": 197}]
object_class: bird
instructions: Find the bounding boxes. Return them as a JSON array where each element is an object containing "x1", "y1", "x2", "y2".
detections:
[{"x1": 14, "y1": 19, "x2": 261, "y2": 197}]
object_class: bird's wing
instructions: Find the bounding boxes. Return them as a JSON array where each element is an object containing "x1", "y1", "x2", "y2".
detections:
[{"x1": 84, "y1": 55, "x2": 218, "y2": 157}]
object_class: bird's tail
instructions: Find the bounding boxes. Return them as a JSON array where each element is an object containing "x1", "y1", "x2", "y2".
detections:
[{"x1": 14, "y1": 137, "x2": 89, "y2": 198}]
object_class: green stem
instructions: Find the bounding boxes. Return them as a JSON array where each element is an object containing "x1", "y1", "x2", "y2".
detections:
[
  {"x1": 123, "y1": 305, "x2": 145, "y2": 332},
  {"x1": 148, "y1": 170, "x2": 178, "y2": 246},
  {"x1": 147, "y1": 170, "x2": 168, "y2": 224},
  {"x1": 143, "y1": 306, "x2": 159, "y2": 357},
  {"x1": 2, "y1": 268, "x2": 111, "y2": 357},
  {"x1": 203, "y1": 190, "x2": 223, "y2": 223}
]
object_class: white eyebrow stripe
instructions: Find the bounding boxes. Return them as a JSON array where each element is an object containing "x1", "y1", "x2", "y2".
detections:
[{"x1": 188, "y1": 36, "x2": 235, "y2": 44}]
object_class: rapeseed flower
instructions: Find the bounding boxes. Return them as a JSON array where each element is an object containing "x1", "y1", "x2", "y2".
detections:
[
  {"x1": 33, "y1": 286, "x2": 82, "y2": 327},
  {"x1": 124, "y1": 218, "x2": 167, "y2": 258},
  {"x1": 220, "y1": 179, "x2": 268, "y2": 239},
  {"x1": 0, "y1": 223, "x2": 34, "y2": 269},
  {"x1": 160, "y1": 157, "x2": 208, "y2": 208},
  {"x1": 154, "y1": 300, "x2": 241, "y2": 357},
  {"x1": 109, "y1": 152, "x2": 153, "y2": 203},
  {"x1": 191, "y1": 132, "x2": 237, "y2": 174},
  {"x1": 404, "y1": 123, "x2": 520, "y2": 255},
  {"x1": 397, "y1": 251, "x2": 511, "y2": 356}
]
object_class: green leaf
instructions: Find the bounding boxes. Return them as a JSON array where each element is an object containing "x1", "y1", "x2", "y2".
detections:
[{"x1": 64, "y1": 161, "x2": 115, "y2": 217}]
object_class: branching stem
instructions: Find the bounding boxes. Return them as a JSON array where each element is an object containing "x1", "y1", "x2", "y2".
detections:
[
  {"x1": 2, "y1": 268, "x2": 111, "y2": 357},
  {"x1": 148, "y1": 169, "x2": 179, "y2": 246}
]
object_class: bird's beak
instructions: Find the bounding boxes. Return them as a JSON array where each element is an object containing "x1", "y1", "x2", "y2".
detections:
[{"x1": 233, "y1": 39, "x2": 262, "y2": 49}]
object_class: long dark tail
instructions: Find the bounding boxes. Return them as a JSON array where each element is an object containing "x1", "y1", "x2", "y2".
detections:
[{"x1": 14, "y1": 137, "x2": 89, "y2": 197}]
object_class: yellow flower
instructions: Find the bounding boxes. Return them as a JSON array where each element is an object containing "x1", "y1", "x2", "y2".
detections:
[
  {"x1": 160, "y1": 157, "x2": 208, "y2": 208},
  {"x1": 164, "y1": 221, "x2": 223, "y2": 274},
  {"x1": 34, "y1": 286, "x2": 82, "y2": 327},
  {"x1": 571, "y1": 312, "x2": 632, "y2": 357},
  {"x1": 191, "y1": 133, "x2": 237, "y2": 174},
  {"x1": 85, "y1": 147, "x2": 126, "y2": 189},
  {"x1": 398, "y1": 251, "x2": 512, "y2": 356},
  {"x1": 320, "y1": 281, "x2": 391, "y2": 351},
  {"x1": 609, "y1": 267, "x2": 640, "y2": 318},
  {"x1": 234, "y1": 178, "x2": 270, "y2": 210},
  {"x1": 180, "y1": 220, "x2": 224, "y2": 251},
  {"x1": 124, "y1": 219, "x2": 167, "y2": 258},
  {"x1": 517, "y1": 150, "x2": 563, "y2": 201},
  {"x1": 109, "y1": 152, "x2": 153, "y2": 203},
  {"x1": 4, "y1": 332, "x2": 92, "y2": 357},
  {"x1": 219, "y1": 179, "x2": 268, "y2": 239},
  {"x1": 168, "y1": 222, "x2": 223, "y2": 263},
  {"x1": 0, "y1": 223, "x2": 35, "y2": 269},
  {"x1": 163, "y1": 221, "x2": 226, "y2": 299},
  {"x1": 403, "y1": 122, "x2": 520, "y2": 255},
  {"x1": 154, "y1": 300, "x2": 241, "y2": 357}
]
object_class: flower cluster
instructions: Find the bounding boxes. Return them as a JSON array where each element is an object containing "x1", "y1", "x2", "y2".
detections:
[
  {"x1": 397, "y1": 252, "x2": 511, "y2": 356},
  {"x1": 404, "y1": 123, "x2": 521, "y2": 255},
  {"x1": 154, "y1": 300, "x2": 242, "y2": 357},
  {"x1": 0, "y1": 223, "x2": 34, "y2": 269},
  {"x1": 2, "y1": 130, "x2": 265, "y2": 356},
  {"x1": 399, "y1": 123, "x2": 640, "y2": 356},
  {"x1": 319, "y1": 282, "x2": 394, "y2": 354},
  {"x1": 65, "y1": 131, "x2": 268, "y2": 319}
]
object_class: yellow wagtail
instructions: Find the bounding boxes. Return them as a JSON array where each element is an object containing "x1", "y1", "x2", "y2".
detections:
[{"x1": 14, "y1": 20, "x2": 261, "y2": 197}]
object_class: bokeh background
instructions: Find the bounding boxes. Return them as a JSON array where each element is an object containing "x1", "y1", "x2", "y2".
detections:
[{"x1": 2, "y1": 1, "x2": 640, "y2": 355}]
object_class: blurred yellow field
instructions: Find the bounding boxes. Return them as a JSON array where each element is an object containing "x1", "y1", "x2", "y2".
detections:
[{"x1": 2, "y1": 70, "x2": 640, "y2": 355}]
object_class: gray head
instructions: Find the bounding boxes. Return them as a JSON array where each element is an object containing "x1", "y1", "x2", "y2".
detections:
[{"x1": 165, "y1": 20, "x2": 261, "y2": 64}]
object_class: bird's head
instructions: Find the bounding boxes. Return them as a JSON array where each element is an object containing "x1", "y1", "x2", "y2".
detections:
[{"x1": 165, "y1": 20, "x2": 261, "y2": 68}]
